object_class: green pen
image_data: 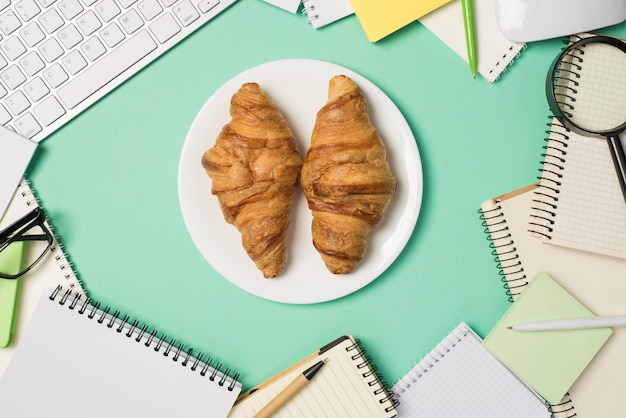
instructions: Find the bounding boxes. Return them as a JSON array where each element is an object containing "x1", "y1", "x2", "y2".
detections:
[
  {"x1": 462, "y1": 0, "x2": 477, "y2": 78},
  {"x1": 0, "y1": 241, "x2": 26, "y2": 348}
]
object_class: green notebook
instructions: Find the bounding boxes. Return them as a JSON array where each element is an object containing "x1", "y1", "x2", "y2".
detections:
[{"x1": 483, "y1": 272, "x2": 612, "y2": 404}]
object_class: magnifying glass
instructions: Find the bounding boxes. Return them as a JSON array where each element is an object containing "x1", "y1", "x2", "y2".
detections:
[{"x1": 546, "y1": 35, "x2": 626, "y2": 203}]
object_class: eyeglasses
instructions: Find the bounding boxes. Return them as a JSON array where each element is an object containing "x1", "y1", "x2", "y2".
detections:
[{"x1": 0, "y1": 207, "x2": 54, "y2": 280}]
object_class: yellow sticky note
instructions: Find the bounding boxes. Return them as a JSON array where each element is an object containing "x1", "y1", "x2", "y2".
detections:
[
  {"x1": 483, "y1": 272, "x2": 612, "y2": 404},
  {"x1": 349, "y1": 0, "x2": 452, "y2": 42}
]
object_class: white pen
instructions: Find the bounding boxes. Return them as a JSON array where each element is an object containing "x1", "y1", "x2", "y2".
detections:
[{"x1": 508, "y1": 315, "x2": 626, "y2": 332}]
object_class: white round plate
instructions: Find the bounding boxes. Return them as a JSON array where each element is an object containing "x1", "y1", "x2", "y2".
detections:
[{"x1": 178, "y1": 59, "x2": 422, "y2": 304}]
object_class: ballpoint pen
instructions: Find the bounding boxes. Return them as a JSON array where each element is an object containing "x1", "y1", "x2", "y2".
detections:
[
  {"x1": 253, "y1": 359, "x2": 325, "y2": 418},
  {"x1": 462, "y1": 0, "x2": 477, "y2": 78},
  {"x1": 508, "y1": 315, "x2": 626, "y2": 331}
]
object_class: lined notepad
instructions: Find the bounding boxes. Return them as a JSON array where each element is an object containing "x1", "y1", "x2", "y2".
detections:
[
  {"x1": 393, "y1": 323, "x2": 550, "y2": 417},
  {"x1": 229, "y1": 335, "x2": 396, "y2": 417}
]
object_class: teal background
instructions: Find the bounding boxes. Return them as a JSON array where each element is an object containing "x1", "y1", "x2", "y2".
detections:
[{"x1": 26, "y1": 0, "x2": 626, "y2": 391}]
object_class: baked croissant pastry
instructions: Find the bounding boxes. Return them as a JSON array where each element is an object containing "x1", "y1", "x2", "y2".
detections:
[
  {"x1": 301, "y1": 75, "x2": 397, "y2": 274},
  {"x1": 201, "y1": 83, "x2": 302, "y2": 278}
]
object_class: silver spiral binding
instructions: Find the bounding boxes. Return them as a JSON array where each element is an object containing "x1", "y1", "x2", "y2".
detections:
[
  {"x1": 478, "y1": 205, "x2": 527, "y2": 301},
  {"x1": 300, "y1": 0, "x2": 318, "y2": 25},
  {"x1": 49, "y1": 286, "x2": 241, "y2": 391},
  {"x1": 19, "y1": 179, "x2": 84, "y2": 293},
  {"x1": 345, "y1": 339, "x2": 398, "y2": 412},
  {"x1": 489, "y1": 42, "x2": 527, "y2": 82}
]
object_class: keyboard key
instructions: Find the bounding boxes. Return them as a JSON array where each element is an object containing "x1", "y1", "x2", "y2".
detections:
[
  {"x1": 61, "y1": 49, "x2": 87, "y2": 74},
  {"x1": 118, "y1": 0, "x2": 137, "y2": 8},
  {"x1": 196, "y1": 0, "x2": 217, "y2": 13},
  {"x1": 138, "y1": 0, "x2": 162, "y2": 21},
  {"x1": 58, "y1": 23, "x2": 83, "y2": 49},
  {"x1": 80, "y1": 36, "x2": 105, "y2": 61},
  {"x1": 0, "y1": 103, "x2": 11, "y2": 123},
  {"x1": 14, "y1": 111, "x2": 41, "y2": 138},
  {"x1": 37, "y1": 0, "x2": 58, "y2": 8},
  {"x1": 33, "y1": 95, "x2": 65, "y2": 125},
  {"x1": 6, "y1": 90, "x2": 30, "y2": 114},
  {"x1": 95, "y1": 0, "x2": 120, "y2": 22},
  {"x1": 57, "y1": 29, "x2": 156, "y2": 108},
  {"x1": 172, "y1": 0, "x2": 198, "y2": 27},
  {"x1": 149, "y1": 12, "x2": 179, "y2": 43},
  {"x1": 57, "y1": 0, "x2": 83, "y2": 20},
  {"x1": 0, "y1": 51, "x2": 8, "y2": 69},
  {"x1": 38, "y1": 9, "x2": 63, "y2": 33},
  {"x1": 19, "y1": 50, "x2": 45, "y2": 75},
  {"x1": 0, "y1": 82, "x2": 7, "y2": 98},
  {"x1": 15, "y1": 0, "x2": 41, "y2": 21},
  {"x1": 42, "y1": 62, "x2": 68, "y2": 87},
  {"x1": 19, "y1": 22, "x2": 46, "y2": 47},
  {"x1": 2, "y1": 36, "x2": 27, "y2": 60},
  {"x1": 76, "y1": 10, "x2": 102, "y2": 36},
  {"x1": 119, "y1": 9, "x2": 143, "y2": 34},
  {"x1": 1, "y1": 64, "x2": 26, "y2": 89},
  {"x1": 0, "y1": 0, "x2": 10, "y2": 12},
  {"x1": 100, "y1": 22, "x2": 124, "y2": 47},
  {"x1": 38, "y1": 37, "x2": 63, "y2": 62},
  {"x1": 81, "y1": 0, "x2": 98, "y2": 6},
  {"x1": 24, "y1": 76, "x2": 49, "y2": 101},
  {"x1": 0, "y1": 10, "x2": 22, "y2": 36}
]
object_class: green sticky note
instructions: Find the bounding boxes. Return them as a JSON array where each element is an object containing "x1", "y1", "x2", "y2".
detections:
[
  {"x1": 483, "y1": 272, "x2": 612, "y2": 404},
  {"x1": 0, "y1": 241, "x2": 25, "y2": 348}
]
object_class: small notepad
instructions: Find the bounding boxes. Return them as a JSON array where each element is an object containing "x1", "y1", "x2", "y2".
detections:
[
  {"x1": 393, "y1": 323, "x2": 550, "y2": 417},
  {"x1": 483, "y1": 272, "x2": 613, "y2": 404},
  {"x1": 229, "y1": 335, "x2": 396, "y2": 417}
]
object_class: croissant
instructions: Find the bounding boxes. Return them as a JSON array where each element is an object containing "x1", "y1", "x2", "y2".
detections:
[
  {"x1": 201, "y1": 83, "x2": 303, "y2": 278},
  {"x1": 301, "y1": 75, "x2": 397, "y2": 274}
]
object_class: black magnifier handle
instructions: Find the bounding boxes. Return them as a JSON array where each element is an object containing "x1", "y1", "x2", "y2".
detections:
[{"x1": 607, "y1": 135, "x2": 626, "y2": 203}]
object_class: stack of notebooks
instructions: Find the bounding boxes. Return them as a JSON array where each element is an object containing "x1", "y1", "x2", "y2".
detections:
[{"x1": 479, "y1": 33, "x2": 626, "y2": 417}]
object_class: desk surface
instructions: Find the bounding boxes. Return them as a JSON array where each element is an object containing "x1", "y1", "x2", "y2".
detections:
[{"x1": 27, "y1": 0, "x2": 626, "y2": 390}]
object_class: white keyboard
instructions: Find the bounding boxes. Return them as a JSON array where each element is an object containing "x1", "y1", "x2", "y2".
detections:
[{"x1": 0, "y1": 0, "x2": 237, "y2": 142}]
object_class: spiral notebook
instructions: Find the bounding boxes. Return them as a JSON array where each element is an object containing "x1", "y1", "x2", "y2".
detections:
[
  {"x1": 419, "y1": 0, "x2": 526, "y2": 82},
  {"x1": 0, "y1": 286, "x2": 242, "y2": 417},
  {"x1": 531, "y1": 34, "x2": 626, "y2": 259},
  {"x1": 228, "y1": 335, "x2": 397, "y2": 417},
  {"x1": 301, "y1": 0, "x2": 354, "y2": 29},
  {"x1": 0, "y1": 179, "x2": 83, "y2": 377},
  {"x1": 480, "y1": 184, "x2": 626, "y2": 417},
  {"x1": 392, "y1": 322, "x2": 550, "y2": 417}
]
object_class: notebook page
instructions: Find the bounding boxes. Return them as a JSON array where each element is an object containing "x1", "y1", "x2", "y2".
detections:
[
  {"x1": 228, "y1": 336, "x2": 395, "y2": 417},
  {"x1": 0, "y1": 289, "x2": 241, "y2": 417},
  {"x1": 419, "y1": 0, "x2": 525, "y2": 82},
  {"x1": 393, "y1": 323, "x2": 550, "y2": 417},
  {"x1": 540, "y1": 128, "x2": 626, "y2": 258}
]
